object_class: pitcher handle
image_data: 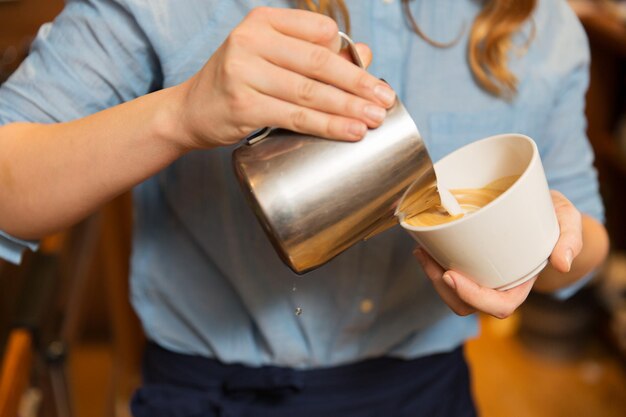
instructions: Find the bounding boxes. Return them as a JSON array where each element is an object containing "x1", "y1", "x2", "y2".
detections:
[{"x1": 338, "y1": 31, "x2": 365, "y2": 69}]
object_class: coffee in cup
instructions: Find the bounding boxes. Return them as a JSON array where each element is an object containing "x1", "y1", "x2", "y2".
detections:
[
  {"x1": 404, "y1": 175, "x2": 520, "y2": 227},
  {"x1": 398, "y1": 134, "x2": 559, "y2": 290}
]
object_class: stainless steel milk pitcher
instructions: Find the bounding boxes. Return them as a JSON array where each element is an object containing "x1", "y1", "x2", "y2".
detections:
[{"x1": 232, "y1": 33, "x2": 438, "y2": 274}]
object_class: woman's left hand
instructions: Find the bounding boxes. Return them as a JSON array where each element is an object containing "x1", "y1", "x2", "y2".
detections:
[{"x1": 413, "y1": 190, "x2": 583, "y2": 319}]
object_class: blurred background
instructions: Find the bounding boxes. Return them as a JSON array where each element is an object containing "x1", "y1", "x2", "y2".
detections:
[{"x1": 0, "y1": 0, "x2": 626, "y2": 416}]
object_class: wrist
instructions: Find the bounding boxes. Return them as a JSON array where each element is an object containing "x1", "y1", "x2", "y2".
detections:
[
  {"x1": 152, "y1": 83, "x2": 199, "y2": 156},
  {"x1": 533, "y1": 264, "x2": 575, "y2": 293}
]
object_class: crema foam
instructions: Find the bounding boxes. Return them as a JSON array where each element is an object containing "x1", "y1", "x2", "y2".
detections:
[{"x1": 404, "y1": 175, "x2": 520, "y2": 227}]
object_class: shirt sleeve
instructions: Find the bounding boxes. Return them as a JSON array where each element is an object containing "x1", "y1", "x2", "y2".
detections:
[
  {"x1": 0, "y1": 232, "x2": 38, "y2": 264},
  {"x1": 537, "y1": 1, "x2": 604, "y2": 298},
  {"x1": 539, "y1": 2, "x2": 604, "y2": 223},
  {"x1": 0, "y1": 0, "x2": 161, "y2": 263}
]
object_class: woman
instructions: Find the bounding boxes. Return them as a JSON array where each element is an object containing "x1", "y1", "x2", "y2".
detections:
[{"x1": 0, "y1": 0, "x2": 609, "y2": 415}]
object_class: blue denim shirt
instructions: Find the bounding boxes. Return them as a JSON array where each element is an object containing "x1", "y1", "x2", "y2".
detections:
[{"x1": 0, "y1": 0, "x2": 603, "y2": 367}]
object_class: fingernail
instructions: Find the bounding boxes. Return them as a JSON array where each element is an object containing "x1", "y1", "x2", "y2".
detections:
[
  {"x1": 348, "y1": 122, "x2": 367, "y2": 138},
  {"x1": 565, "y1": 249, "x2": 573, "y2": 272},
  {"x1": 364, "y1": 105, "x2": 386, "y2": 123},
  {"x1": 442, "y1": 273, "x2": 456, "y2": 290},
  {"x1": 374, "y1": 84, "x2": 396, "y2": 106},
  {"x1": 413, "y1": 248, "x2": 425, "y2": 264}
]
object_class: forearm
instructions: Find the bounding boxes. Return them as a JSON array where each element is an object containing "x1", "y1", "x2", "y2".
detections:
[
  {"x1": 534, "y1": 214, "x2": 609, "y2": 293},
  {"x1": 0, "y1": 8, "x2": 391, "y2": 240},
  {"x1": 0, "y1": 86, "x2": 188, "y2": 239}
]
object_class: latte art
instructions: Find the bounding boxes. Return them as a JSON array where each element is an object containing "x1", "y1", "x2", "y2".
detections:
[{"x1": 404, "y1": 175, "x2": 520, "y2": 227}]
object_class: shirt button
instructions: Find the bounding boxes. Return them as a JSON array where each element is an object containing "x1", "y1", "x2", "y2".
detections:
[
  {"x1": 360, "y1": 299, "x2": 374, "y2": 314},
  {"x1": 383, "y1": 0, "x2": 394, "y2": 4}
]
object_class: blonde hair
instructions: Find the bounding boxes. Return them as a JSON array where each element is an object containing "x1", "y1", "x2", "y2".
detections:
[{"x1": 299, "y1": 0, "x2": 537, "y2": 97}]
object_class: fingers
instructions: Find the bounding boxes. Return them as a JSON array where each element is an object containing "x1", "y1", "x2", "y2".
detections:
[
  {"x1": 413, "y1": 247, "x2": 535, "y2": 320},
  {"x1": 447, "y1": 271, "x2": 537, "y2": 319},
  {"x1": 249, "y1": 59, "x2": 386, "y2": 130},
  {"x1": 251, "y1": 7, "x2": 340, "y2": 45},
  {"x1": 252, "y1": 93, "x2": 368, "y2": 141},
  {"x1": 414, "y1": 249, "x2": 476, "y2": 316},
  {"x1": 247, "y1": 8, "x2": 342, "y2": 57},
  {"x1": 260, "y1": 33, "x2": 395, "y2": 108},
  {"x1": 550, "y1": 190, "x2": 583, "y2": 273},
  {"x1": 230, "y1": 8, "x2": 390, "y2": 141},
  {"x1": 193, "y1": 7, "x2": 387, "y2": 146}
]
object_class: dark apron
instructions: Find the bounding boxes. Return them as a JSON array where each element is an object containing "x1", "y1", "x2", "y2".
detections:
[{"x1": 131, "y1": 342, "x2": 477, "y2": 417}]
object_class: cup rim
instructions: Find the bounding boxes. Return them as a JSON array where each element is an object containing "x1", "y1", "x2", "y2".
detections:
[{"x1": 397, "y1": 133, "x2": 539, "y2": 232}]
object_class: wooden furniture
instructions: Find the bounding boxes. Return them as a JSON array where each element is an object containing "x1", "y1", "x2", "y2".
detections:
[
  {"x1": 0, "y1": 195, "x2": 142, "y2": 417},
  {"x1": 0, "y1": 330, "x2": 33, "y2": 417},
  {"x1": 0, "y1": 0, "x2": 63, "y2": 81},
  {"x1": 97, "y1": 194, "x2": 144, "y2": 417}
]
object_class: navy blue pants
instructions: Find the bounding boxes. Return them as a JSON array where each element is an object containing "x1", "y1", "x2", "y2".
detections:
[{"x1": 131, "y1": 343, "x2": 477, "y2": 417}]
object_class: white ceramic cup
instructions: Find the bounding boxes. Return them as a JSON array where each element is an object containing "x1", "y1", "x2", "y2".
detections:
[{"x1": 398, "y1": 133, "x2": 559, "y2": 290}]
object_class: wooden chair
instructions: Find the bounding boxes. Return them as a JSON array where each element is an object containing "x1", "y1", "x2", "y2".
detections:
[
  {"x1": 0, "y1": 193, "x2": 143, "y2": 417},
  {"x1": 98, "y1": 194, "x2": 144, "y2": 417},
  {"x1": 0, "y1": 329, "x2": 33, "y2": 417},
  {"x1": 56, "y1": 193, "x2": 144, "y2": 417}
]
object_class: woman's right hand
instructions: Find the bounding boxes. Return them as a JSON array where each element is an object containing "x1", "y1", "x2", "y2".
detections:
[{"x1": 172, "y1": 7, "x2": 397, "y2": 150}]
